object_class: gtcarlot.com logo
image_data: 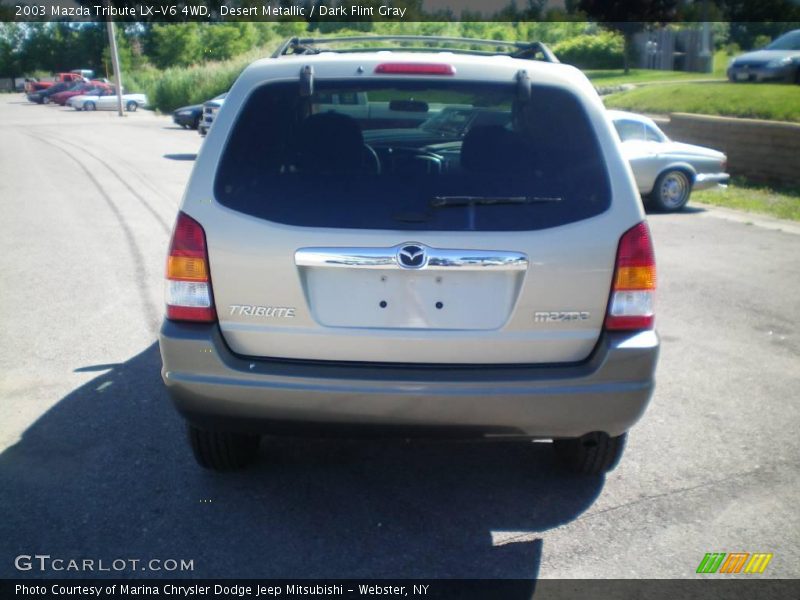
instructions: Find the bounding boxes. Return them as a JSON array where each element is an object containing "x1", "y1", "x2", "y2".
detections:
[{"x1": 14, "y1": 554, "x2": 194, "y2": 573}]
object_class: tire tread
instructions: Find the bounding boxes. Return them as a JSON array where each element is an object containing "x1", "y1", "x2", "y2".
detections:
[
  {"x1": 188, "y1": 426, "x2": 259, "y2": 471},
  {"x1": 554, "y1": 432, "x2": 627, "y2": 475}
]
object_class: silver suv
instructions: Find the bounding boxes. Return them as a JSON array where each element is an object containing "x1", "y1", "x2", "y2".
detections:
[{"x1": 159, "y1": 36, "x2": 659, "y2": 474}]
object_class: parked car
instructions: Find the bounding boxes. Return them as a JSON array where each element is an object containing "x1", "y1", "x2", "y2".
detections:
[
  {"x1": 364, "y1": 106, "x2": 511, "y2": 148},
  {"x1": 173, "y1": 104, "x2": 203, "y2": 129},
  {"x1": 71, "y1": 90, "x2": 148, "y2": 112},
  {"x1": 70, "y1": 69, "x2": 96, "y2": 80},
  {"x1": 198, "y1": 93, "x2": 227, "y2": 136},
  {"x1": 66, "y1": 87, "x2": 114, "y2": 108},
  {"x1": 159, "y1": 36, "x2": 659, "y2": 475},
  {"x1": 309, "y1": 91, "x2": 449, "y2": 128},
  {"x1": 727, "y1": 29, "x2": 800, "y2": 83},
  {"x1": 24, "y1": 72, "x2": 85, "y2": 95},
  {"x1": 51, "y1": 82, "x2": 110, "y2": 106},
  {"x1": 609, "y1": 110, "x2": 729, "y2": 212},
  {"x1": 27, "y1": 81, "x2": 76, "y2": 104}
]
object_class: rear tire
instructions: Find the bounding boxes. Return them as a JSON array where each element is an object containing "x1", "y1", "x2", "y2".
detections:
[
  {"x1": 43, "y1": 96, "x2": 51, "y2": 104},
  {"x1": 553, "y1": 432, "x2": 627, "y2": 475},
  {"x1": 188, "y1": 425, "x2": 260, "y2": 471},
  {"x1": 126, "y1": 100, "x2": 138, "y2": 112},
  {"x1": 84, "y1": 101, "x2": 96, "y2": 111},
  {"x1": 651, "y1": 169, "x2": 692, "y2": 212}
]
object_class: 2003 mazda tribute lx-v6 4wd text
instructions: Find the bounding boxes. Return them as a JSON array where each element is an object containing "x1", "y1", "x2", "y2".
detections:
[{"x1": 158, "y1": 36, "x2": 660, "y2": 474}]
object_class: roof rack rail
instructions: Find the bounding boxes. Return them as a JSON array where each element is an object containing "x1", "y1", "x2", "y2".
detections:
[{"x1": 271, "y1": 35, "x2": 559, "y2": 63}]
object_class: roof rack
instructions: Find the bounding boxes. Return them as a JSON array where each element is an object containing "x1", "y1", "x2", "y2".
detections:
[{"x1": 272, "y1": 35, "x2": 559, "y2": 63}]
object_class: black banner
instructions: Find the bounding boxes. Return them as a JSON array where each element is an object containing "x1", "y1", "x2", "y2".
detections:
[
  {"x1": 3, "y1": 0, "x2": 800, "y2": 23},
  {"x1": 2, "y1": 579, "x2": 800, "y2": 600}
]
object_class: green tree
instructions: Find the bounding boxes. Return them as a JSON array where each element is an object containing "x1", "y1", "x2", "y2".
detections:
[
  {"x1": 0, "y1": 23, "x2": 26, "y2": 86},
  {"x1": 101, "y1": 26, "x2": 143, "y2": 81},
  {"x1": 148, "y1": 23, "x2": 202, "y2": 69},
  {"x1": 578, "y1": 0, "x2": 678, "y2": 73},
  {"x1": 719, "y1": 1, "x2": 800, "y2": 49},
  {"x1": 200, "y1": 23, "x2": 258, "y2": 62},
  {"x1": 21, "y1": 24, "x2": 59, "y2": 74}
]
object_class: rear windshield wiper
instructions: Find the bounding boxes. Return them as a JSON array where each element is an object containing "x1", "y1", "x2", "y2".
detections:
[{"x1": 431, "y1": 195, "x2": 562, "y2": 208}]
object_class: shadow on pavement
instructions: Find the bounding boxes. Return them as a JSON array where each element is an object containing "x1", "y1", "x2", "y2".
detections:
[
  {"x1": 645, "y1": 204, "x2": 707, "y2": 216},
  {"x1": 0, "y1": 343, "x2": 603, "y2": 580},
  {"x1": 163, "y1": 153, "x2": 197, "y2": 161}
]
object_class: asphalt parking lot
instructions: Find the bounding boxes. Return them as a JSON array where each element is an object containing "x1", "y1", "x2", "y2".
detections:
[{"x1": 0, "y1": 96, "x2": 798, "y2": 580}]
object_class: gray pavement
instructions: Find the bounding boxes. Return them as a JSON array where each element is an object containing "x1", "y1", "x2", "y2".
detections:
[{"x1": 0, "y1": 96, "x2": 798, "y2": 579}]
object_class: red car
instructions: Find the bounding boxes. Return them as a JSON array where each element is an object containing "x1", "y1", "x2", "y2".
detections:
[
  {"x1": 51, "y1": 82, "x2": 111, "y2": 106},
  {"x1": 24, "y1": 72, "x2": 85, "y2": 94}
]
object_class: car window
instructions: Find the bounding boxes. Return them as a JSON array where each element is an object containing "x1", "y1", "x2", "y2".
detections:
[
  {"x1": 766, "y1": 31, "x2": 800, "y2": 51},
  {"x1": 644, "y1": 124, "x2": 665, "y2": 142},
  {"x1": 613, "y1": 119, "x2": 646, "y2": 142},
  {"x1": 215, "y1": 80, "x2": 610, "y2": 232},
  {"x1": 421, "y1": 108, "x2": 474, "y2": 136}
]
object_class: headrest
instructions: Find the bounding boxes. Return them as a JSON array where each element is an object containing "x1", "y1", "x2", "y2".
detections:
[{"x1": 295, "y1": 112, "x2": 365, "y2": 172}]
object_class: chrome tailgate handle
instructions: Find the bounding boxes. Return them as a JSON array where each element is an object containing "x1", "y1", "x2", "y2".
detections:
[{"x1": 295, "y1": 243, "x2": 528, "y2": 271}]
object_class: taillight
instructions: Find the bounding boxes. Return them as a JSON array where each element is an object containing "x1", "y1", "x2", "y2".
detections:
[
  {"x1": 374, "y1": 63, "x2": 456, "y2": 75},
  {"x1": 165, "y1": 212, "x2": 216, "y2": 322},
  {"x1": 605, "y1": 222, "x2": 656, "y2": 331}
]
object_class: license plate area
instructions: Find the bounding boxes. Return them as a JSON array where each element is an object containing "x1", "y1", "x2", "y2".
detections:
[{"x1": 301, "y1": 268, "x2": 524, "y2": 330}]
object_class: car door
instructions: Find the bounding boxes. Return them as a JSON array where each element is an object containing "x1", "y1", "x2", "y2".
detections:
[{"x1": 97, "y1": 89, "x2": 116, "y2": 110}]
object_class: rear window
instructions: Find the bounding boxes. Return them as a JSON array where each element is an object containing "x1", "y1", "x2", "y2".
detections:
[{"x1": 214, "y1": 79, "x2": 610, "y2": 231}]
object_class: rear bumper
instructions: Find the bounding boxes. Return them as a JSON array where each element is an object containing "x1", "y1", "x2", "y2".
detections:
[
  {"x1": 159, "y1": 321, "x2": 659, "y2": 439},
  {"x1": 694, "y1": 172, "x2": 730, "y2": 191}
]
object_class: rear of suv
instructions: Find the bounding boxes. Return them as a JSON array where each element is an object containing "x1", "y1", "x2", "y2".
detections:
[{"x1": 159, "y1": 36, "x2": 659, "y2": 474}]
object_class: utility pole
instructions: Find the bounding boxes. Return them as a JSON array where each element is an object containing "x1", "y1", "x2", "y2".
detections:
[{"x1": 105, "y1": 5, "x2": 124, "y2": 117}]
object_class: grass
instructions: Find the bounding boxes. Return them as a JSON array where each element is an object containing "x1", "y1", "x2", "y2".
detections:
[
  {"x1": 603, "y1": 81, "x2": 800, "y2": 122},
  {"x1": 586, "y1": 69, "x2": 720, "y2": 87},
  {"x1": 597, "y1": 49, "x2": 800, "y2": 122},
  {"x1": 693, "y1": 178, "x2": 800, "y2": 221},
  {"x1": 585, "y1": 50, "x2": 730, "y2": 87}
]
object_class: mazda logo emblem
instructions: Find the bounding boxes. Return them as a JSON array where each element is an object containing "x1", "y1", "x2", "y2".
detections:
[{"x1": 397, "y1": 244, "x2": 426, "y2": 269}]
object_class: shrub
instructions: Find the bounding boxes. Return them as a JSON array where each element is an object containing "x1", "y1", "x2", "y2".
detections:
[
  {"x1": 126, "y1": 50, "x2": 264, "y2": 112},
  {"x1": 552, "y1": 32, "x2": 624, "y2": 70},
  {"x1": 752, "y1": 35, "x2": 772, "y2": 50}
]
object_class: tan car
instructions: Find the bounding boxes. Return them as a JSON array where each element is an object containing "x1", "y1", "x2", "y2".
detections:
[{"x1": 159, "y1": 36, "x2": 659, "y2": 474}]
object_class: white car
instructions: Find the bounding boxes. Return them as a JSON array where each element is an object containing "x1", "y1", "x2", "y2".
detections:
[
  {"x1": 70, "y1": 89, "x2": 148, "y2": 112},
  {"x1": 609, "y1": 110, "x2": 729, "y2": 212},
  {"x1": 198, "y1": 93, "x2": 227, "y2": 136}
]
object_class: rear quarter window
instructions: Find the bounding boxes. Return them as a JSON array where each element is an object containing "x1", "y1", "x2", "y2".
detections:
[{"x1": 214, "y1": 79, "x2": 611, "y2": 232}]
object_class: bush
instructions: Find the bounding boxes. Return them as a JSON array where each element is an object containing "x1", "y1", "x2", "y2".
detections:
[
  {"x1": 126, "y1": 50, "x2": 264, "y2": 113},
  {"x1": 552, "y1": 32, "x2": 624, "y2": 70},
  {"x1": 752, "y1": 35, "x2": 772, "y2": 50}
]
